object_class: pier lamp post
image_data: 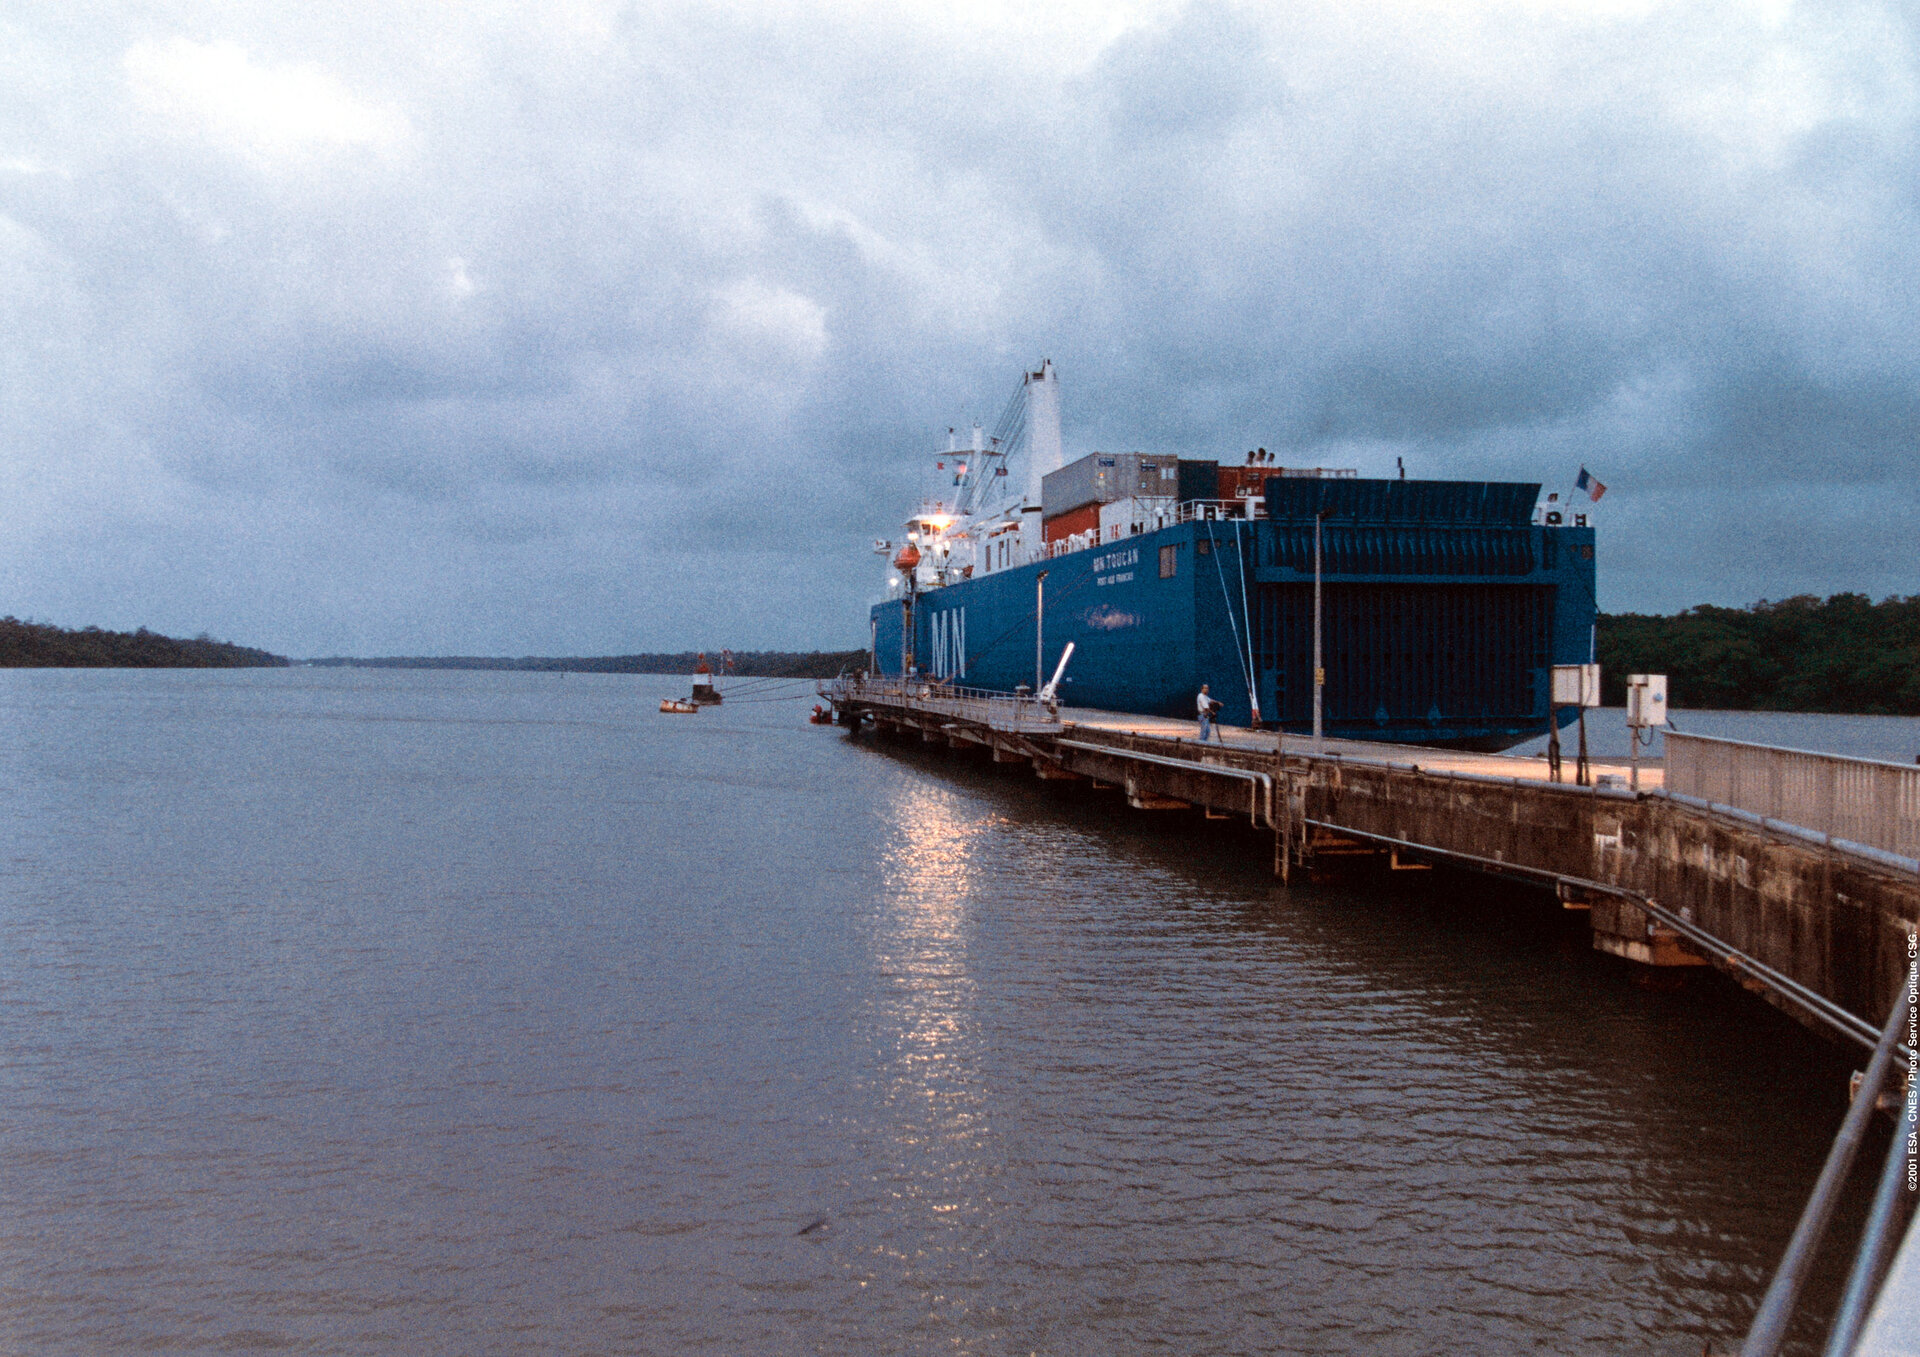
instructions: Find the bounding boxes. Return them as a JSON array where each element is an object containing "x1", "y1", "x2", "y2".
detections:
[
  {"x1": 1312, "y1": 509, "x2": 1327, "y2": 754},
  {"x1": 1035, "y1": 570, "x2": 1049, "y2": 694}
]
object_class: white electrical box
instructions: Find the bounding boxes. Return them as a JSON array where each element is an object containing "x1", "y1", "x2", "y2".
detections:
[
  {"x1": 1550, "y1": 663, "x2": 1601, "y2": 708},
  {"x1": 1626, "y1": 673, "x2": 1668, "y2": 728}
]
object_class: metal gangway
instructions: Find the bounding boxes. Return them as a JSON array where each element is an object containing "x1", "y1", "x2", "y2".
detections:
[{"x1": 820, "y1": 675, "x2": 1062, "y2": 735}]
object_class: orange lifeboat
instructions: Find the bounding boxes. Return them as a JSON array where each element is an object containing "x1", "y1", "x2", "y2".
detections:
[{"x1": 893, "y1": 543, "x2": 921, "y2": 573}]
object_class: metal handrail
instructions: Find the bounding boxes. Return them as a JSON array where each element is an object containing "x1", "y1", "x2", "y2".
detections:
[
  {"x1": 1052, "y1": 737, "x2": 1273, "y2": 827},
  {"x1": 975, "y1": 500, "x2": 1272, "y2": 570},
  {"x1": 821, "y1": 675, "x2": 1061, "y2": 732},
  {"x1": 1667, "y1": 731, "x2": 1920, "y2": 861},
  {"x1": 1176, "y1": 499, "x2": 1264, "y2": 523},
  {"x1": 1740, "y1": 983, "x2": 1914, "y2": 1357},
  {"x1": 1823, "y1": 1081, "x2": 1918, "y2": 1356}
]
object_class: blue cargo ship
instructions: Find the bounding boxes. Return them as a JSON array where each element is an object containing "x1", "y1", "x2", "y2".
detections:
[{"x1": 867, "y1": 363, "x2": 1596, "y2": 752}]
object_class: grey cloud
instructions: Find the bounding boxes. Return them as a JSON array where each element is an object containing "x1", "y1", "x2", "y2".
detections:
[{"x1": 1, "y1": 0, "x2": 1915, "y2": 656}]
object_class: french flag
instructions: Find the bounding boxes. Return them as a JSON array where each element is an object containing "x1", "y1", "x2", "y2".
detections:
[{"x1": 1576, "y1": 467, "x2": 1607, "y2": 502}]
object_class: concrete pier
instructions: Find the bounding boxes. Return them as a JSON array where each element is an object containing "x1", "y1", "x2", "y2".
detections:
[{"x1": 823, "y1": 677, "x2": 1919, "y2": 1054}]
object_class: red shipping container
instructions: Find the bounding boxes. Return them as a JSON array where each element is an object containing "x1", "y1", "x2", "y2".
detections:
[
  {"x1": 1216, "y1": 467, "x2": 1273, "y2": 501},
  {"x1": 1042, "y1": 502, "x2": 1101, "y2": 543}
]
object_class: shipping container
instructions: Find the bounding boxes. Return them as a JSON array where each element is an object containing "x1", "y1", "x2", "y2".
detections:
[
  {"x1": 1042, "y1": 453, "x2": 1180, "y2": 518},
  {"x1": 1214, "y1": 466, "x2": 1272, "y2": 502},
  {"x1": 1175, "y1": 459, "x2": 1220, "y2": 505},
  {"x1": 1042, "y1": 502, "x2": 1101, "y2": 543}
]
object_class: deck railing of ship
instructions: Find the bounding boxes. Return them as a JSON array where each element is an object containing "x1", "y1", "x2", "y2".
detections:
[{"x1": 1023, "y1": 501, "x2": 1267, "y2": 565}]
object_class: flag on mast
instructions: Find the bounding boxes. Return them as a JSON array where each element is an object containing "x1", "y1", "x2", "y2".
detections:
[{"x1": 1575, "y1": 467, "x2": 1607, "y2": 502}]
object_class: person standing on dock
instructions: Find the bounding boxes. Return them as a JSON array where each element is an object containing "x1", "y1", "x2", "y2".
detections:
[{"x1": 1197, "y1": 684, "x2": 1219, "y2": 742}]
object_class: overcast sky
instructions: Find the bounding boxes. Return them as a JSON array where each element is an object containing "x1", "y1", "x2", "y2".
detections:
[{"x1": 3, "y1": 0, "x2": 1915, "y2": 655}]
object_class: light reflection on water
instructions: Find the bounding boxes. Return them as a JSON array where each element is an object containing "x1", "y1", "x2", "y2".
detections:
[
  {"x1": 871, "y1": 781, "x2": 992, "y2": 1261},
  {"x1": 0, "y1": 668, "x2": 1893, "y2": 1355}
]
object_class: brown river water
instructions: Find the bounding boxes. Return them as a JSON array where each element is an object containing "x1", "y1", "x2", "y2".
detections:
[{"x1": 2, "y1": 668, "x2": 1908, "y2": 1355}]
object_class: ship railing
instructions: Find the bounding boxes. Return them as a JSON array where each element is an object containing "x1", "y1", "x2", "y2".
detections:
[
  {"x1": 1665, "y1": 731, "x2": 1920, "y2": 861},
  {"x1": 1176, "y1": 499, "x2": 1266, "y2": 523},
  {"x1": 821, "y1": 675, "x2": 1063, "y2": 733},
  {"x1": 1021, "y1": 504, "x2": 1265, "y2": 565}
]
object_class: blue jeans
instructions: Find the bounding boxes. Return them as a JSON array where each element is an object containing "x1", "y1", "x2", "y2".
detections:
[{"x1": 1198, "y1": 712, "x2": 1215, "y2": 742}]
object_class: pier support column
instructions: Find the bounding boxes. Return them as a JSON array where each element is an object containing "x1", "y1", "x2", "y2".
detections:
[
  {"x1": 1589, "y1": 896, "x2": 1709, "y2": 969},
  {"x1": 1125, "y1": 777, "x2": 1188, "y2": 810},
  {"x1": 1304, "y1": 828, "x2": 1384, "y2": 883}
]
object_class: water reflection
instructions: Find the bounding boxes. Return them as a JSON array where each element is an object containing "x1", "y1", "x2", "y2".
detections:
[
  {"x1": 0, "y1": 671, "x2": 1880, "y2": 1355},
  {"x1": 864, "y1": 781, "x2": 998, "y2": 1293}
]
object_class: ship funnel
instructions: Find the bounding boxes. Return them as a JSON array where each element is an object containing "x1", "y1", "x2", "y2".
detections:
[{"x1": 1023, "y1": 359, "x2": 1062, "y2": 507}]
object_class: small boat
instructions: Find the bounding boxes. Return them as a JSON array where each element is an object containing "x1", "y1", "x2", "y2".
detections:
[
  {"x1": 808, "y1": 704, "x2": 834, "y2": 725},
  {"x1": 660, "y1": 698, "x2": 700, "y2": 714}
]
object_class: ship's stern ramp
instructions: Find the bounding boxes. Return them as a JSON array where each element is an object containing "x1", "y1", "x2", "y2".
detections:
[{"x1": 1254, "y1": 478, "x2": 1596, "y2": 752}]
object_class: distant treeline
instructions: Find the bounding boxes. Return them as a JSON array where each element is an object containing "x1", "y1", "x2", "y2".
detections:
[
  {"x1": 1597, "y1": 594, "x2": 1919, "y2": 715},
  {"x1": 309, "y1": 650, "x2": 870, "y2": 679},
  {"x1": 1, "y1": 617, "x2": 289, "y2": 668}
]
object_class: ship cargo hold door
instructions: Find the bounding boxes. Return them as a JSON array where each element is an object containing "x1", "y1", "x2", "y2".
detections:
[{"x1": 1253, "y1": 582, "x2": 1553, "y2": 752}]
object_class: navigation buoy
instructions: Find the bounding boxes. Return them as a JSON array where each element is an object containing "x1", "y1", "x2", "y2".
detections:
[{"x1": 690, "y1": 652, "x2": 722, "y2": 705}]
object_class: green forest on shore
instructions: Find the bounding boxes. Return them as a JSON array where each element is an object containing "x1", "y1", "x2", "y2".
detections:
[
  {"x1": 0, "y1": 617, "x2": 288, "y2": 668},
  {"x1": 1596, "y1": 594, "x2": 1918, "y2": 715},
  {"x1": 7, "y1": 594, "x2": 1915, "y2": 715}
]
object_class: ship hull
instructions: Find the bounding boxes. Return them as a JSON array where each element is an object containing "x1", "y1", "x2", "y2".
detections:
[{"x1": 871, "y1": 506, "x2": 1595, "y2": 753}]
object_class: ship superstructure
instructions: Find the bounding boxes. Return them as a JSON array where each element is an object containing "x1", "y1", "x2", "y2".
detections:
[{"x1": 869, "y1": 363, "x2": 1597, "y2": 751}]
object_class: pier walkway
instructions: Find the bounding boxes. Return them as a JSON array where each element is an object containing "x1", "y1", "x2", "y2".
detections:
[{"x1": 1065, "y1": 707, "x2": 1664, "y2": 788}]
